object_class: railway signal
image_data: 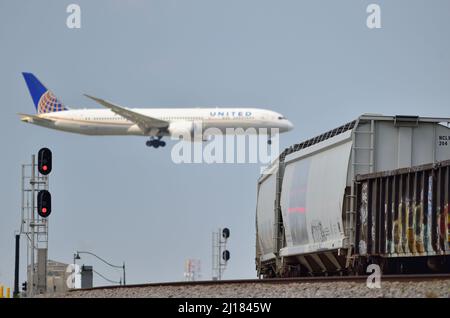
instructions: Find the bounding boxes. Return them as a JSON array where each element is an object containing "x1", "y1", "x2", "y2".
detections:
[
  {"x1": 37, "y1": 190, "x2": 51, "y2": 218},
  {"x1": 38, "y1": 147, "x2": 52, "y2": 175},
  {"x1": 222, "y1": 250, "x2": 230, "y2": 262},
  {"x1": 222, "y1": 228, "x2": 230, "y2": 239},
  {"x1": 212, "y1": 227, "x2": 231, "y2": 280},
  {"x1": 20, "y1": 149, "x2": 53, "y2": 297}
]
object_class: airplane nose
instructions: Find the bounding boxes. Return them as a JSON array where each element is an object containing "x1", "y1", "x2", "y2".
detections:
[{"x1": 286, "y1": 120, "x2": 294, "y2": 131}]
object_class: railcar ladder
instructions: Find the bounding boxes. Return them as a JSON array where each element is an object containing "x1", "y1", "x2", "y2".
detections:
[
  {"x1": 345, "y1": 119, "x2": 375, "y2": 265},
  {"x1": 273, "y1": 162, "x2": 285, "y2": 276}
]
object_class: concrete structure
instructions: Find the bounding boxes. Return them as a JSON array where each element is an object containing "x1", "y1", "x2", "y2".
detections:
[
  {"x1": 28, "y1": 260, "x2": 71, "y2": 294},
  {"x1": 80, "y1": 265, "x2": 93, "y2": 289}
]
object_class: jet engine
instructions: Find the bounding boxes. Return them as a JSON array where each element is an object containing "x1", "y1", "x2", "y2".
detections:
[{"x1": 168, "y1": 121, "x2": 204, "y2": 141}]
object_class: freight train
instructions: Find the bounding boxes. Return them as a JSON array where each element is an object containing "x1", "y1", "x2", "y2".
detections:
[{"x1": 255, "y1": 114, "x2": 450, "y2": 277}]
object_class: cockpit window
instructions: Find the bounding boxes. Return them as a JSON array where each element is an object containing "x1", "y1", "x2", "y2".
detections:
[{"x1": 278, "y1": 116, "x2": 286, "y2": 120}]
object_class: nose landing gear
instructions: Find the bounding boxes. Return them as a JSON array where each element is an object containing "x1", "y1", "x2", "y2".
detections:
[{"x1": 146, "y1": 136, "x2": 166, "y2": 148}]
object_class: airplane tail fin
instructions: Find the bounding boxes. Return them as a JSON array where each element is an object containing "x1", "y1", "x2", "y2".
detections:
[{"x1": 22, "y1": 72, "x2": 68, "y2": 114}]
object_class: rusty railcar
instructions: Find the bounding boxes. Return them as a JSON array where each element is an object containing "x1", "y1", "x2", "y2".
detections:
[{"x1": 256, "y1": 114, "x2": 450, "y2": 277}]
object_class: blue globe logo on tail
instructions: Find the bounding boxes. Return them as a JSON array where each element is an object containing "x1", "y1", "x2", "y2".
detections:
[
  {"x1": 22, "y1": 72, "x2": 67, "y2": 114},
  {"x1": 38, "y1": 91, "x2": 65, "y2": 113}
]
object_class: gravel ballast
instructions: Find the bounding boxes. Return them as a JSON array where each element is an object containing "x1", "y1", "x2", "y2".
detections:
[{"x1": 48, "y1": 279, "x2": 450, "y2": 298}]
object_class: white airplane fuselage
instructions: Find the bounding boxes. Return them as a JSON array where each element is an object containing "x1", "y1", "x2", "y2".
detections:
[{"x1": 24, "y1": 108, "x2": 294, "y2": 137}]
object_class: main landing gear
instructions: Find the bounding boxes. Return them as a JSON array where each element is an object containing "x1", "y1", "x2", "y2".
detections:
[{"x1": 146, "y1": 136, "x2": 166, "y2": 148}]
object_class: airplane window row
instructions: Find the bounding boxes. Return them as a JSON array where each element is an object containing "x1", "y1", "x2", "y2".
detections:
[
  {"x1": 160, "y1": 117, "x2": 203, "y2": 121},
  {"x1": 85, "y1": 117, "x2": 125, "y2": 121},
  {"x1": 83, "y1": 116, "x2": 256, "y2": 121}
]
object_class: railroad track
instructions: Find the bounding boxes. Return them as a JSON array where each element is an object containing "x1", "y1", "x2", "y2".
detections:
[{"x1": 72, "y1": 273, "x2": 450, "y2": 292}]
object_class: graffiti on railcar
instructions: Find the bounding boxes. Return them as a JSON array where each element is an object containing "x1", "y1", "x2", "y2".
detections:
[
  {"x1": 408, "y1": 184, "x2": 416, "y2": 254},
  {"x1": 415, "y1": 177, "x2": 425, "y2": 254},
  {"x1": 286, "y1": 159, "x2": 310, "y2": 246},
  {"x1": 359, "y1": 182, "x2": 368, "y2": 255},
  {"x1": 441, "y1": 203, "x2": 449, "y2": 251},
  {"x1": 394, "y1": 196, "x2": 403, "y2": 254},
  {"x1": 403, "y1": 182, "x2": 411, "y2": 254},
  {"x1": 425, "y1": 175, "x2": 433, "y2": 252},
  {"x1": 311, "y1": 220, "x2": 329, "y2": 243}
]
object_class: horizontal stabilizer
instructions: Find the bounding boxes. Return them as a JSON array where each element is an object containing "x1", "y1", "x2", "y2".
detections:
[{"x1": 18, "y1": 113, "x2": 54, "y2": 124}]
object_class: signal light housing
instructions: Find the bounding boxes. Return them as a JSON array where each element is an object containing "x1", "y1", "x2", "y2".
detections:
[
  {"x1": 37, "y1": 190, "x2": 51, "y2": 218},
  {"x1": 222, "y1": 250, "x2": 230, "y2": 262},
  {"x1": 222, "y1": 228, "x2": 230, "y2": 239},
  {"x1": 38, "y1": 148, "x2": 52, "y2": 175}
]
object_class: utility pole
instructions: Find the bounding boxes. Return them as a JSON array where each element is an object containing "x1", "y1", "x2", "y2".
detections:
[
  {"x1": 13, "y1": 234, "x2": 20, "y2": 297},
  {"x1": 30, "y1": 154, "x2": 35, "y2": 297}
]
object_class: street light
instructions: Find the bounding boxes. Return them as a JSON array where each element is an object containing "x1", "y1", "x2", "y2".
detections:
[
  {"x1": 92, "y1": 269, "x2": 122, "y2": 285},
  {"x1": 74, "y1": 251, "x2": 126, "y2": 285}
]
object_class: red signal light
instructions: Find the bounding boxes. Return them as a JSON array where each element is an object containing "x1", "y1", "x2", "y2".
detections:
[
  {"x1": 37, "y1": 190, "x2": 51, "y2": 218},
  {"x1": 38, "y1": 148, "x2": 52, "y2": 175}
]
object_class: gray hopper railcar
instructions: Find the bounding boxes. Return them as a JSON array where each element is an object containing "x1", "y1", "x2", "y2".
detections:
[{"x1": 256, "y1": 114, "x2": 450, "y2": 277}]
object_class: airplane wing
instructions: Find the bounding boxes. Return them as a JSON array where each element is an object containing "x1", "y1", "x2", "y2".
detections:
[
  {"x1": 84, "y1": 94, "x2": 169, "y2": 133},
  {"x1": 18, "y1": 113, "x2": 54, "y2": 124}
]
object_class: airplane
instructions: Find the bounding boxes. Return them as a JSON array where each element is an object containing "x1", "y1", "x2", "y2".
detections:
[{"x1": 19, "y1": 72, "x2": 294, "y2": 148}]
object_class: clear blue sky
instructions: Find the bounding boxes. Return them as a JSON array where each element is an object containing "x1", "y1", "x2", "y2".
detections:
[{"x1": 1, "y1": 0, "x2": 449, "y2": 288}]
